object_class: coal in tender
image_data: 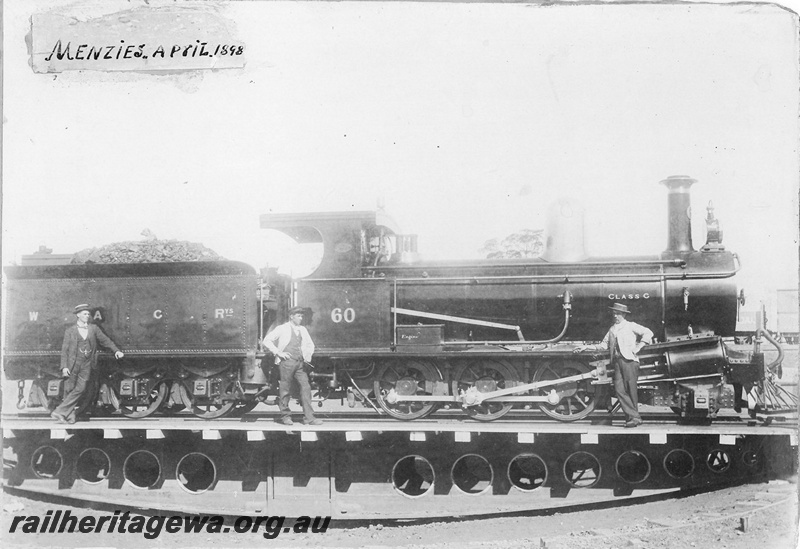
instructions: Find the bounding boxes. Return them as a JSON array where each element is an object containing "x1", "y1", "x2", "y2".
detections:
[{"x1": 71, "y1": 239, "x2": 224, "y2": 264}]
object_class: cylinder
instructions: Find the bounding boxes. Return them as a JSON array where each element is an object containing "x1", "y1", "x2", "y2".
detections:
[
  {"x1": 661, "y1": 175, "x2": 696, "y2": 253},
  {"x1": 663, "y1": 337, "x2": 726, "y2": 378}
]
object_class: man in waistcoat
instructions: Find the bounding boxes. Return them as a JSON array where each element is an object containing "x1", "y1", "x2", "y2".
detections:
[
  {"x1": 263, "y1": 306, "x2": 322, "y2": 426},
  {"x1": 575, "y1": 303, "x2": 653, "y2": 428},
  {"x1": 51, "y1": 304, "x2": 125, "y2": 424}
]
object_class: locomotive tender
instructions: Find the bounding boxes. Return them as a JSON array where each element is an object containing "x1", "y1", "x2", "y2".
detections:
[{"x1": 3, "y1": 176, "x2": 790, "y2": 422}]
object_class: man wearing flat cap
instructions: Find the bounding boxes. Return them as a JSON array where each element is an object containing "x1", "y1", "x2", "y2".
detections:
[
  {"x1": 51, "y1": 304, "x2": 125, "y2": 424},
  {"x1": 262, "y1": 306, "x2": 321, "y2": 426},
  {"x1": 575, "y1": 303, "x2": 653, "y2": 428}
]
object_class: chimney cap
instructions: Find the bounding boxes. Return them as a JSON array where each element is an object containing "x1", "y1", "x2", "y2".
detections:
[{"x1": 660, "y1": 175, "x2": 697, "y2": 190}]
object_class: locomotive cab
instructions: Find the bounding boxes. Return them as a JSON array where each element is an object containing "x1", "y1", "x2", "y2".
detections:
[{"x1": 259, "y1": 209, "x2": 412, "y2": 279}]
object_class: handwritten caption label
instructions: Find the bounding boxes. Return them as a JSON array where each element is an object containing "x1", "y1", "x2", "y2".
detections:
[
  {"x1": 45, "y1": 41, "x2": 245, "y2": 62},
  {"x1": 31, "y1": 9, "x2": 246, "y2": 73}
]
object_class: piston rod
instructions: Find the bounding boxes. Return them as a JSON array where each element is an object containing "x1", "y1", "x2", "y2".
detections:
[{"x1": 385, "y1": 367, "x2": 601, "y2": 405}]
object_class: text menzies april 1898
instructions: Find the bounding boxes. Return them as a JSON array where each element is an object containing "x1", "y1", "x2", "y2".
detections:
[{"x1": 44, "y1": 40, "x2": 245, "y2": 62}]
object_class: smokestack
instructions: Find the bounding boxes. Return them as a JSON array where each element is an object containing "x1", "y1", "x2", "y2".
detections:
[{"x1": 660, "y1": 175, "x2": 696, "y2": 254}]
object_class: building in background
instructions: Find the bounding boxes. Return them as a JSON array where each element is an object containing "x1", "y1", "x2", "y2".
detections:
[
  {"x1": 737, "y1": 289, "x2": 799, "y2": 344},
  {"x1": 20, "y1": 246, "x2": 72, "y2": 266},
  {"x1": 776, "y1": 289, "x2": 799, "y2": 343}
]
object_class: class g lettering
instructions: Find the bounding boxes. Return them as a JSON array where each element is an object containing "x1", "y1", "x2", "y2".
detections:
[{"x1": 608, "y1": 293, "x2": 650, "y2": 300}]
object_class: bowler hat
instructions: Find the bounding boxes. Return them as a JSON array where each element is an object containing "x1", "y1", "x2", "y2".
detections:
[
  {"x1": 608, "y1": 303, "x2": 631, "y2": 315},
  {"x1": 74, "y1": 304, "x2": 91, "y2": 314},
  {"x1": 288, "y1": 306, "x2": 305, "y2": 316}
]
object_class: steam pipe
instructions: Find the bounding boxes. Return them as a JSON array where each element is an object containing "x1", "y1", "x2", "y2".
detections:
[
  {"x1": 447, "y1": 308, "x2": 571, "y2": 347},
  {"x1": 757, "y1": 327, "x2": 785, "y2": 375},
  {"x1": 751, "y1": 303, "x2": 785, "y2": 375},
  {"x1": 377, "y1": 270, "x2": 739, "y2": 284},
  {"x1": 446, "y1": 291, "x2": 572, "y2": 346},
  {"x1": 365, "y1": 259, "x2": 687, "y2": 271}
]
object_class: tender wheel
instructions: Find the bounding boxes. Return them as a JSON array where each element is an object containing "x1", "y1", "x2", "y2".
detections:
[
  {"x1": 177, "y1": 380, "x2": 237, "y2": 419},
  {"x1": 373, "y1": 360, "x2": 441, "y2": 420},
  {"x1": 227, "y1": 400, "x2": 259, "y2": 418},
  {"x1": 96, "y1": 383, "x2": 120, "y2": 416},
  {"x1": 454, "y1": 360, "x2": 518, "y2": 422},
  {"x1": 118, "y1": 381, "x2": 168, "y2": 419},
  {"x1": 533, "y1": 359, "x2": 598, "y2": 422},
  {"x1": 29, "y1": 380, "x2": 58, "y2": 412},
  {"x1": 159, "y1": 381, "x2": 187, "y2": 415},
  {"x1": 159, "y1": 402, "x2": 186, "y2": 416},
  {"x1": 32, "y1": 378, "x2": 96, "y2": 416}
]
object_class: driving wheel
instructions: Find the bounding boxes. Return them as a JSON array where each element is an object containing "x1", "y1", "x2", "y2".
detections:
[
  {"x1": 454, "y1": 359, "x2": 519, "y2": 421},
  {"x1": 373, "y1": 360, "x2": 441, "y2": 420},
  {"x1": 534, "y1": 359, "x2": 598, "y2": 422}
]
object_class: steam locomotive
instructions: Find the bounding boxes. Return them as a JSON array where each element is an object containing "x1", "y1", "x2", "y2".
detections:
[{"x1": 3, "y1": 176, "x2": 791, "y2": 422}]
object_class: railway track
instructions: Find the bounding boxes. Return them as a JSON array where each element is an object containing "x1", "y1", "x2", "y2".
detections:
[{"x1": 3, "y1": 403, "x2": 797, "y2": 428}]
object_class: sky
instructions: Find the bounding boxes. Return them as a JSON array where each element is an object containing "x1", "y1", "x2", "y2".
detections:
[{"x1": 3, "y1": 0, "x2": 799, "y2": 307}]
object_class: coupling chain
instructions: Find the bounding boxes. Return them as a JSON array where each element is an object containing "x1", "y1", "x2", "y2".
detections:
[{"x1": 17, "y1": 380, "x2": 26, "y2": 409}]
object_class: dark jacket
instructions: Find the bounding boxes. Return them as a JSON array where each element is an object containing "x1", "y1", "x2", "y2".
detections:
[{"x1": 60, "y1": 324, "x2": 121, "y2": 372}]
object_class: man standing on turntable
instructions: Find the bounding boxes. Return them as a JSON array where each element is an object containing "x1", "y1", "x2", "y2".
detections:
[
  {"x1": 575, "y1": 302, "x2": 653, "y2": 428},
  {"x1": 52, "y1": 304, "x2": 124, "y2": 424},
  {"x1": 263, "y1": 306, "x2": 322, "y2": 426}
]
